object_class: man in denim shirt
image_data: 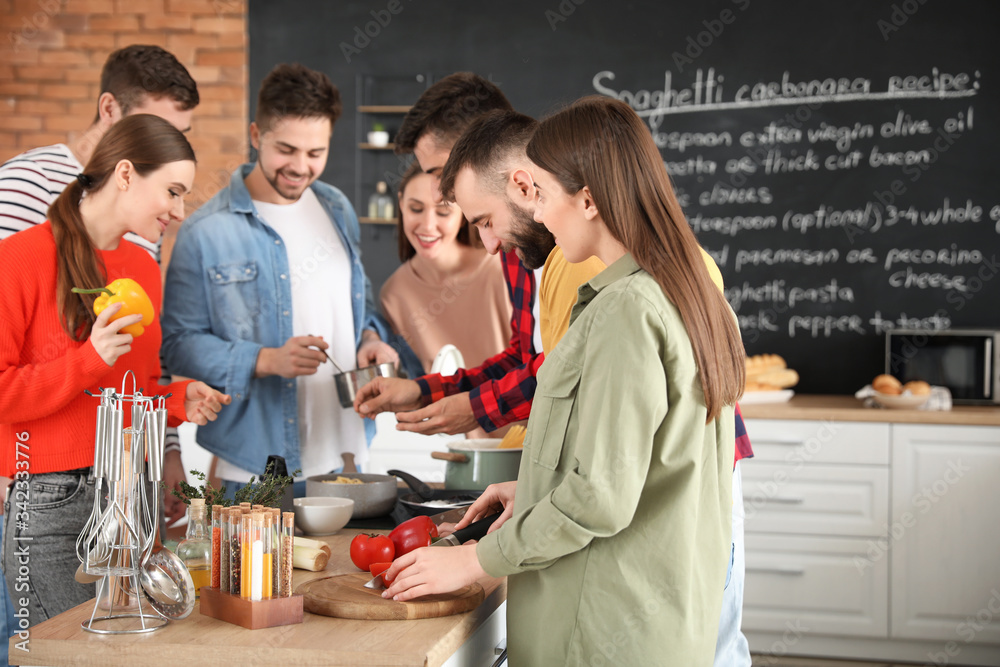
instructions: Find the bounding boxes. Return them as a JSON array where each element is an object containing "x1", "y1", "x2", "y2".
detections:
[{"x1": 162, "y1": 64, "x2": 396, "y2": 491}]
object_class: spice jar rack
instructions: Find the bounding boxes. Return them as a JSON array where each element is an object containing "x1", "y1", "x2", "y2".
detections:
[{"x1": 200, "y1": 509, "x2": 302, "y2": 629}]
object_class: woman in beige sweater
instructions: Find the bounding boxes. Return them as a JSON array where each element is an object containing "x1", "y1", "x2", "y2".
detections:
[{"x1": 380, "y1": 163, "x2": 511, "y2": 376}]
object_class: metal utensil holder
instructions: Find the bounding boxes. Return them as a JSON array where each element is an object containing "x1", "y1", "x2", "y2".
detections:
[{"x1": 77, "y1": 371, "x2": 169, "y2": 634}]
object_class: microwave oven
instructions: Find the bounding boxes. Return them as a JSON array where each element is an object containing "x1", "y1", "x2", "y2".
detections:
[{"x1": 885, "y1": 329, "x2": 1000, "y2": 405}]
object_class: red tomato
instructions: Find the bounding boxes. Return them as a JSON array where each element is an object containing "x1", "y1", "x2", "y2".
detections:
[
  {"x1": 368, "y1": 561, "x2": 394, "y2": 584},
  {"x1": 349, "y1": 534, "x2": 395, "y2": 571},
  {"x1": 388, "y1": 516, "x2": 439, "y2": 558}
]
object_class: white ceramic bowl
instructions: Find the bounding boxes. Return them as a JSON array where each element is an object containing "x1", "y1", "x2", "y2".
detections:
[
  {"x1": 872, "y1": 391, "x2": 929, "y2": 410},
  {"x1": 293, "y1": 497, "x2": 354, "y2": 536}
]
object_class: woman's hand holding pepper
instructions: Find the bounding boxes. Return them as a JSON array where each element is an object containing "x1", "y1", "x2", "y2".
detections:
[
  {"x1": 183, "y1": 381, "x2": 231, "y2": 426},
  {"x1": 89, "y1": 302, "x2": 144, "y2": 366}
]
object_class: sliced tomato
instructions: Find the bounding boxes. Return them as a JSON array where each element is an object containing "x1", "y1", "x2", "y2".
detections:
[{"x1": 369, "y1": 561, "x2": 392, "y2": 577}]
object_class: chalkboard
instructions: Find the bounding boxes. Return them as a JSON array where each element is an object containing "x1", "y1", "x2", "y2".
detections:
[{"x1": 249, "y1": 0, "x2": 1000, "y2": 395}]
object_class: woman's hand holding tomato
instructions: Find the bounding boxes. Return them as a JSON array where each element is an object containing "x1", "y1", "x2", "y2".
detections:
[{"x1": 381, "y1": 543, "x2": 486, "y2": 602}]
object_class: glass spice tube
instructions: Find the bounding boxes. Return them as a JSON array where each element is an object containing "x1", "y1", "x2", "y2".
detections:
[
  {"x1": 241, "y1": 514, "x2": 254, "y2": 600},
  {"x1": 280, "y1": 512, "x2": 294, "y2": 597},
  {"x1": 250, "y1": 512, "x2": 264, "y2": 601},
  {"x1": 236, "y1": 512, "x2": 249, "y2": 598},
  {"x1": 262, "y1": 512, "x2": 274, "y2": 600},
  {"x1": 211, "y1": 504, "x2": 223, "y2": 590},
  {"x1": 229, "y1": 507, "x2": 243, "y2": 595},
  {"x1": 220, "y1": 508, "x2": 231, "y2": 593},
  {"x1": 269, "y1": 508, "x2": 280, "y2": 598}
]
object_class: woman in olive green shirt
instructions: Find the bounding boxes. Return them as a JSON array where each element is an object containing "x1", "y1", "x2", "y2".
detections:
[{"x1": 382, "y1": 96, "x2": 746, "y2": 666}]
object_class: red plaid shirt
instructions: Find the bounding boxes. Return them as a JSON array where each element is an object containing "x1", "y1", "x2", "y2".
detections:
[
  {"x1": 734, "y1": 403, "x2": 752, "y2": 465},
  {"x1": 416, "y1": 250, "x2": 540, "y2": 431}
]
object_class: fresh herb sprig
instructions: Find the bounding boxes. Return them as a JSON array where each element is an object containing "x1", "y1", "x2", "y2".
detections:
[{"x1": 170, "y1": 461, "x2": 299, "y2": 517}]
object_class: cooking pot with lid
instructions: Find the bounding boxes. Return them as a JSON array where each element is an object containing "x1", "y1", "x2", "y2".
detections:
[{"x1": 430, "y1": 439, "x2": 522, "y2": 490}]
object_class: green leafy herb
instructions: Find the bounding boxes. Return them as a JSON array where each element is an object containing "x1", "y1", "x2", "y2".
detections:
[{"x1": 170, "y1": 462, "x2": 299, "y2": 518}]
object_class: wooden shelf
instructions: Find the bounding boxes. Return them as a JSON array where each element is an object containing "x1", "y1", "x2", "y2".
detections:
[
  {"x1": 358, "y1": 105, "x2": 411, "y2": 113},
  {"x1": 359, "y1": 143, "x2": 395, "y2": 150},
  {"x1": 359, "y1": 216, "x2": 397, "y2": 226}
]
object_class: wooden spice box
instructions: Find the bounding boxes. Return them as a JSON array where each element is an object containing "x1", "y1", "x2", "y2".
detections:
[{"x1": 199, "y1": 587, "x2": 303, "y2": 630}]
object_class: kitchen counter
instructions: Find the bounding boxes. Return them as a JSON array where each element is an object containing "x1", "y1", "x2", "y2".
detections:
[
  {"x1": 8, "y1": 530, "x2": 506, "y2": 667},
  {"x1": 740, "y1": 393, "x2": 1000, "y2": 426}
]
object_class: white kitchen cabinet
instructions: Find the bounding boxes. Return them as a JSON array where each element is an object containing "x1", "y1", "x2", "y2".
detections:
[
  {"x1": 744, "y1": 534, "x2": 889, "y2": 638},
  {"x1": 743, "y1": 415, "x2": 1000, "y2": 665},
  {"x1": 742, "y1": 420, "x2": 891, "y2": 639},
  {"x1": 742, "y1": 462, "x2": 888, "y2": 537},
  {"x1": 442, "y1": 601, "x2": 507, "y2": 667},
  {"x1": 890, "y1": 424, "x2": 1000, "y2": 644},
  {"x1": 746, "y1": 419, "x2": 890, "y2": 466}
]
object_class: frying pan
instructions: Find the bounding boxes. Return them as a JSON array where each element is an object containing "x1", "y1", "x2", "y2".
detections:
[{"x1": 387, "y1": 469, "x2": 483, "y2": 517}]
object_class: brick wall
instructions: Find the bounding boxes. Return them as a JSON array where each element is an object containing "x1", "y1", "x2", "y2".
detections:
[{"x1": 0, "y1": 0, "x2": 249, "y2": 267}]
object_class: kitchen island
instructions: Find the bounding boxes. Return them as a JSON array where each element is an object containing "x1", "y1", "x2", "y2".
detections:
[{"x1": 8, "y1": 529, "x2": 506, "y2": 667}]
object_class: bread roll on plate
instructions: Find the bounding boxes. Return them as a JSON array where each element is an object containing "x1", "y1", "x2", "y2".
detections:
[
  {"x1": 872, "y1": 374, "x2": 902, "y2": 395},
  {"x1": 902, "y1": 380, "x2": 931, "y2": 396}
]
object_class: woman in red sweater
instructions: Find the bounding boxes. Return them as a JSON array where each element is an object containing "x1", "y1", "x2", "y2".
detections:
[{"x1": 0, "y1": 114, "x2": 229, "y2": 624}]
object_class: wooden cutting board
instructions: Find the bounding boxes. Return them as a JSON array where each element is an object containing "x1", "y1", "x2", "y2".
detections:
[{"x1": 297, "y1": 572, "x2": 484, "y2": 620}]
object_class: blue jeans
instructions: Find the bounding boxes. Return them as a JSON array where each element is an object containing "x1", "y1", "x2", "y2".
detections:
[
  {"x1": 715, "y1": 462, "x2": 751, "y2": 666},
  {"x1": 0, "y1": 518, "x2": 17, "y2": 667},
  {"x1": 2, "y1": 470, "x2": 96, "y2": 627}
]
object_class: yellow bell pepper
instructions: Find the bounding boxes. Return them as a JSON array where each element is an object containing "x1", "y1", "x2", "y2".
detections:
[{"x1": 71, "y1": 278, "x2": 154, "y2": 337}]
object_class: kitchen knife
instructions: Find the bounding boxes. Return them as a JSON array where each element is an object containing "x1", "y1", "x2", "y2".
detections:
[{"x1": 364, "y1": 512, "x2": 501, "y2": 590}]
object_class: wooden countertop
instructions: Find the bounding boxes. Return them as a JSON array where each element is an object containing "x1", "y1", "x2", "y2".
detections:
[
  {"x1": 9, "y1": 530, "x2": 506, "y2": 667},
  {"x1": 740, "y1": 394, "x2": 1000, "y2": 426}
]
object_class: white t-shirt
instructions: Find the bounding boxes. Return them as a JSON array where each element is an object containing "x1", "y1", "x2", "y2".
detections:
[{"x1": 215, "y1": 188, "x2": 365, "y2": 482}]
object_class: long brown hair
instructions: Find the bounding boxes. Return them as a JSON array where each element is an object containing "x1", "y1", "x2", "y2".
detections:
[
  {"x1": 50, "y1": 113, "x2": 195, "y2": 340},
  {"x1": 526, "y1": 96, "x2": 745, "y2": 421},
  {"x1": 395, "y1": 161, "x2": 476, "y2": 262}
]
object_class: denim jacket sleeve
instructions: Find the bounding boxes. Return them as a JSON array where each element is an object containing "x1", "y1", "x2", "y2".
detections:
[{"x1": 161, "y1": 222, "x2": 263, "y2": 400}]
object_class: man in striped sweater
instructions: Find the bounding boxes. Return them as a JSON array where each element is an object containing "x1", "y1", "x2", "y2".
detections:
[{"x1": 0, "y1": 44, "x2": 198, "y2": 255}]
